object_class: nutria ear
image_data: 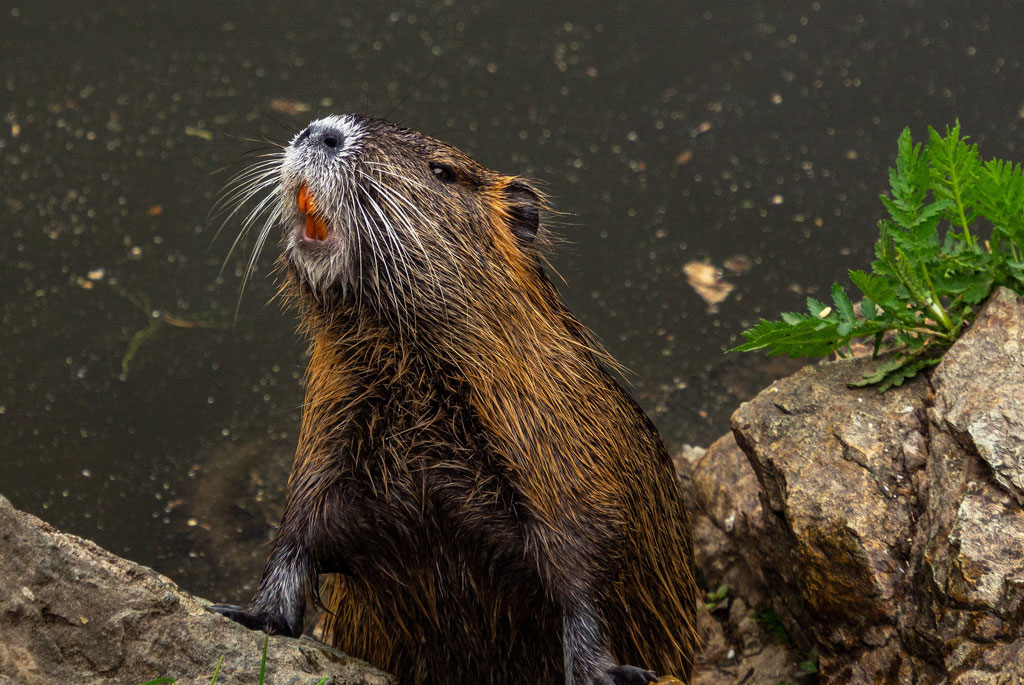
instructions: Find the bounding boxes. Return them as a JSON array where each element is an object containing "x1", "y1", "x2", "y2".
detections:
[{"x1": 502, "y1": 180, "x2": 541, "y2": 243}]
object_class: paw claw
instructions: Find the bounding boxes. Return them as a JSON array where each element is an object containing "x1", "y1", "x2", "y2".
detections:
[
  {"x1": 206, "y1": 603, "x2": 300, "y2": 637},
  {"x1": 606, "y1": 664, "x2": 659, "y2": 685}
]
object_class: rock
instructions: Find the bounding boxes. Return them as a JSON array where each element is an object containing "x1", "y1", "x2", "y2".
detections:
[
  {"x1": 690, "y1": 288, "x2": 1024, "y2": 682},
  {"x1": 899, "y1": 290, "x2": 1024, "y2": 683},
  {"x1": 677, "y1": 444, "x2": 804, "y2": 683},
  {"x1": 912, "y1": 411, "x2": 1024, "y2": 677},
  {"x1": 692, "y1": 600, "x2": 805, "y2": 685},
  {"x1": 932, "y1": 287, "x2": 1024, "y2": 505},
  {"x1": 687, "y1": 435, "x2": 768, "y2": 611},
  {"x1": 0, "y1": 495, "x2": 394, "y2": 685},
  {"x1": 693, "y1": 435, "x2": 763, "y2": 543},
  {"x1": 675, "y1": 444, "x2": 754, "y2": 598},
  {"x1": 732, "y1": 357, "x2": 930, "y2": 652}
]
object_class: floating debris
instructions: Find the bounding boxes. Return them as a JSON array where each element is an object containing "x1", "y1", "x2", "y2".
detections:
[
  {"x1": 184, "y1": 126, "x2": 213, "y2": 141},
  {"x1": 691, "y1": 121, "x2": 712, "y2": 138},
  {"x1": 684, "y1": 261, "x2": 735, "y2": 312},
  {"x1": 99, "y1": 282, "x2": 225, "y2": 380},
  {"x1": 722, "y1": 254, "x2": 753, "y2": 275},
  {"x1": 674, "y1": 149, "x2": 694, "y2": 166},
  {"x1": 270, "y1": 99, "x2": 311, "y2": 115}
]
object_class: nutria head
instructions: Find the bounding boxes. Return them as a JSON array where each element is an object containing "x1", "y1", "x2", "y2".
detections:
[{"x1": 270, "y1": 115, "x2": 549, "y2": 335}]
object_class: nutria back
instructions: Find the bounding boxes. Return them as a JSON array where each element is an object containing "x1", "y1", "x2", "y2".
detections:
[{"x1": 210, "y1": 114, "x2": 697, "y2": 685}]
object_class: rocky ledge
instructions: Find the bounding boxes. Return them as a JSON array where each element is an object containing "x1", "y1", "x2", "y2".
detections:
[
  {"x1": 0, "y1": 494, "x2": 393, "y2": 685},
  {"x1": 689, "y1": 287, "x2": 1024, "y2": 683}
]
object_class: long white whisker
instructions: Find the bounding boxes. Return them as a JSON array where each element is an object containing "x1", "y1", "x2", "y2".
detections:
[
  {"x1": 348, "y1": 183, "x2": 365, "y2": 312},
  {"x1": 354, "y1": 200, "x2": 390, "y2": 327},
  {"x1": 214, "y1": 157, "x2": 285, "y2": 212},
  {"x1": 213, "y1": 160, "x2": 283, "y2": 249},
  {"x1": 362, "y1": 161, "x2": 447, "y2": 199},
  {"x1": 363, "y1": 171, "x2": 469, "y2": 331},
  {"x1": 222, "y1": 185, "x2": 282, "y2": 274},
  {"x1": 361, "y1": 174, "x2": 453, "y2": 328},
  {"x1": 234, "y1": 202, "x2": 282, "y2": 324},
  {"x1": 357, "y1": 184, "x2": 415, "y2": 339}
]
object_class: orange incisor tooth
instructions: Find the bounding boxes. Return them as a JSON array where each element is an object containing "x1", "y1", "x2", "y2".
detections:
[
  {"x1": 297, "y1": 185, "x2": 308, "y2": 212},
  {"x1": 305, "y1": 214, "x2": 316, "y2": 239},
  {"x1": 315, "y1": 218, "x2": 328, "y2": 240}
]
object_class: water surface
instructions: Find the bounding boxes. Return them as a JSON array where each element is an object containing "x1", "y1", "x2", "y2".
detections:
[{"x1": 2, "y1": 0, "x2": 1021, "y2": 601}]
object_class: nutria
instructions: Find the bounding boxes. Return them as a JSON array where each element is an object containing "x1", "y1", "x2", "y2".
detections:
[{"x1": 210, "y1": 114, "x2": 698, "y2": 684}]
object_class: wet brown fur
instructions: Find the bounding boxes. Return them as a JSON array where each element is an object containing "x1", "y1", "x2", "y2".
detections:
[{"x1": 243, "y1": 116, "x2": 696, "y2": 683}]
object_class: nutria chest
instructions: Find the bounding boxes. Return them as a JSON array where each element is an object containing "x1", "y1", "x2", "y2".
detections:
[
  {"x1": 299, "y1": 315, "x2": 567, "y2": 682},
  {"x1": 296, "y1": 317, "x2": 523, "y2": 572}
]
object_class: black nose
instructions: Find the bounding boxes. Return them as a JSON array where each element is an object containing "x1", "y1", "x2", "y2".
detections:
[{"x1": 296, "y1": 123, "x2": 346, "y2": 154}]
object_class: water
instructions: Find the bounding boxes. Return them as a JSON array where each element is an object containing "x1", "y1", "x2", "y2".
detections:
[{"x1": 2, "y1": 1, "x2": 1021, "y2": 603}]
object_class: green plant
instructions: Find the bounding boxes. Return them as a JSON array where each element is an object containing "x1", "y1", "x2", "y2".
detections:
[
  {"x1": 799, "y1": 645, "x2": 819, "y2": 673},
  {"x1": 703, "y1": 583, "x2": 730, "y2": 612},
  {"x1": 259, "y1": 634, "x2": 268, "y2": 683},
  {"x1": 753, "y1": 606, "x2": 790, "y2": 643},
  {"x1": 732, "y1": 122, "x2": 1024, "y2": 390}
]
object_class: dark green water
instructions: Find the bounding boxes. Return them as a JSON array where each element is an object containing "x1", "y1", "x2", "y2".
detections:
[{"x1": 1, "y1": 1, "x2": 1021, "y2": 602}]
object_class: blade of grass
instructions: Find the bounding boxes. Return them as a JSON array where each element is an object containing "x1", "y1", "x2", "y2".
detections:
[
  {"x1": 209, "y1": 655, "x2": 224, "y2": 685},
  {"x1": 259, "y1": 635, "x2": 269, "y2": 684}
]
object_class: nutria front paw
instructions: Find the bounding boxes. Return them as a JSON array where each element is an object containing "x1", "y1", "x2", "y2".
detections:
[
  {"x1": 602, "y1": 664, "x2": 658, "y2": 685},
  {"x1": 206, "y1": 603, "x2": 301, "y2": 637}
]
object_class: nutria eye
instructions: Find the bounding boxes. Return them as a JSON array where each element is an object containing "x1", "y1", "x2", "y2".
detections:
[{"x1": 429, "y1": 163, "x2": 456, "y2": 183}]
